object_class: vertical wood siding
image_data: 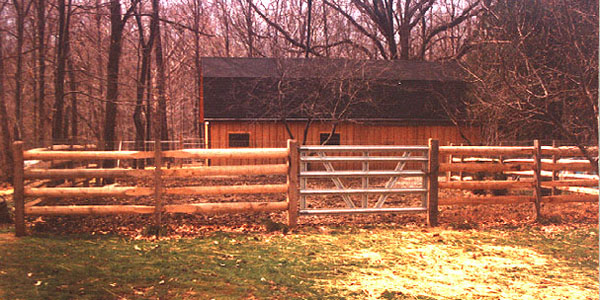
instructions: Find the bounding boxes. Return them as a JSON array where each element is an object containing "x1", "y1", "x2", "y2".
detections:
[{"x1": 207, "y1": 120, "x2": 479, "y2": 167}]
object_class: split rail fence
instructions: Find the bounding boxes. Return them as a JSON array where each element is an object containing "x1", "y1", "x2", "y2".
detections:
[
  {"x1": 439, "y1": 141, "x2": 598, "y2": 214},
  {"x1": 12, "y1": 140, "x2": 299, "y2": 237},
  {"x1": 12, "y1": 139, "x2": 599, "y2": 236}
]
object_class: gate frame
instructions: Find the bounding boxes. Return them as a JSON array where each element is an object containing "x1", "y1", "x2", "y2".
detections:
[{"x1": 296, "y1": 139, "x2": 440, "y2": 223}]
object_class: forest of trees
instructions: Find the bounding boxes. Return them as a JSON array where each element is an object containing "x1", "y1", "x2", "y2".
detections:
[{"x1": 0, "y1": 0, "x2": 598, "y2": 181}]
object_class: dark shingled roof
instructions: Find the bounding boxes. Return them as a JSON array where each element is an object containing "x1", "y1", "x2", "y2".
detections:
[
  {"x1": 201, "y1": 57, "x2": 468, "y2": 121},
  {"x1": 201, "y1": 57, "x2": 465, "y2": 81}
]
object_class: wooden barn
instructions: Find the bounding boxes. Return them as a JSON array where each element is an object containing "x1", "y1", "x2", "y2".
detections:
[{"x1": 200, "y1": 57, "x2": 478, "y2": 165}]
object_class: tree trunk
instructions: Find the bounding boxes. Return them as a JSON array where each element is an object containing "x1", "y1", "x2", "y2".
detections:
[
  {"x1": 282, "y1": 119, "x2": 294, "y2": 140},
  {"x1": 12, "y1": 0, "x2": 27, "y2": 140},
  {"x1": 305, "y1": 0, "x2": 312, "y2": 57},
  {"x1": 52, "y1": 0, "x2": 69, "y2": 143},
  {"x1": 398, "y1": 26, "x2": 410, "y2": 60},
  {"x1": 133, "y1": 9, "x2": 156, "y2": 168},
  {"x1": 94, "y1": 0, "x2": 103, "y2": 143},
  {"x1": 63, "y1": 101, "x2": 70, "y2": 143},
  {"x1": 153, "y1": 0, "x2": 169, "y2": 147},
  {"x1": 145, "y1": 63, "x2": 152, "y2": 144},
  {"x1": 322, "y1": 2, "x2": 330, "y2": 57},
  {"x1": 100, "y1": 0, "x2": 140, "y2": 177},
  {"x1": 68, "y1": 59, "x2": 77, "y2": 144},
  {"x1": 246, "y1": 0, "x2": 254, "y2": 57},
  {"x1": 301, "y1": 119, "x2": 313, "y2": 145},
  {"x1": 35, "y1": 0, "x2": 46, "y2": 146},
  {"x1": 0, "y1": 31, "x2": 13, "y2": 181},
  {"x1": 321, "y1": 123, "x2": 338, "y2": 145},
  {"x1": 192, "y1": 0, "x2": 201, "y2": 138},
  {"x1": 222, "y1": 6, "x2": 231, "y2": 57},
  {"x1": 103, "y1": 0, "x2": 125, "y2": 170}
]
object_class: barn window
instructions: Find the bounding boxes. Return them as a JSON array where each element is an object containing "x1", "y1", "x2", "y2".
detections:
[
  {"x1": 228, "y1": 133, "x2": 250, "y2": 147},
  {"x1": 319, "y1": 133, "x2": 340, "y2": 145}
]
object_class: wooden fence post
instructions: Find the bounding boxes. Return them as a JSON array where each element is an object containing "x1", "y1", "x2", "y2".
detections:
[
  {"x1": 447, "y1": 143, "x2": 453, "y2": 182},
  {"x1": 551, "y1": 140, "x2": 558, "y2": 195},
  {"x1": 178, "y1": 134, "x2": 184, "y2": 168},
  {"x1": 154, "y1": 139, "x2": 164, "y2": 232},
  {"x1": 286, "y1": 139, "x2": 299, "y2": 229},
  {"x1": 13, "y1": 141, "x2": 25, "y2": 236},
  {"x1": 459, "y1": 143, "x2": 464, "y2": 181},
  {"x1": 427, "y1": 139, "x2": 439, "y2": 227},
  {"x1": 499, "y1": 141, "x2": 504, "y2": 171},
  {"x1": 533, "y1": 139, "x2": 542, "y2": 221}
]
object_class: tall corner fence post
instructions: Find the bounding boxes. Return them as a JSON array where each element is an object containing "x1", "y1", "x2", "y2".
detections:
[
  {"x1": 286, "y1": 139, "x2": 299, "y2": 229},
  {"x1": 154, "y1": 138, "x2": 164, "y2": 232},
  {"x1": 13, "y1": 141, "x2": 25, "y2": 237},
  {"x1": 427, "y1": 139, "x2": 439, "y2": 227},
  {"x1": 533, "y1": 139, "x2": 542, "y2": 221}
]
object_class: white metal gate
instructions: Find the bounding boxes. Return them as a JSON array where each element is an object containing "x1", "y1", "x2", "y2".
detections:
[{"x1": 298, "y1": 145, "x2": 430, "y2": 215}]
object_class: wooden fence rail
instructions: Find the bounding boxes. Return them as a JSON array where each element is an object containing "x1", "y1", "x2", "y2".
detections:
[
  {"x1": 13, "y1": 141, "x2": 297, "y2": 237},
  {"x1": 440, "y1": 140, "x2": 598, "y2": 220},
  {"x1": 23, "y1": 148, "x2": 290, "y2": 161},
  {"x1": 24, "y1": 164, "x2": 288, "y2": 179},
  {"x1": 11, "y1": 139, "x2": 598, "y2": 236},
  {"x1": 439, "y1": 145, "x2": 599, "y2": 157}
]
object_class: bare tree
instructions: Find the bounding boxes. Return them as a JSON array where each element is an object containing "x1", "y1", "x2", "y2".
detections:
[
  {"x1": 250, "y1": 0, "x2": 322, "y2": 57},
  {"x1": 103, "y1": 0, "x2": 140, "y2": 170},
  {"x1": 52, "y1": 0, "x2": 73, "y2": 143},
  {"x1": 192, "y1": 0, "x2": 203, "y2": 139},
  {"x1": 305, "y1": 0, "x2": 313, "y2": 57},
  {"x1": 243, "y1": 59, "x2": 380, "y2": 145},
  {"x1": 34, "y1": 0, "x2": 47, "y2": 145},
  {"x1": 12, "y1": 0, "x2": 33, "y2": 140},
  {"x1": 2, "y1": 0, "x2": 595, "y2": 185},
  {"x1": 325, "y1": 0, "x2": 481, "y2": 60},
  {"x1": 0, "y1": 14, "x2": 13, "y2": 181},
  {"x1": 67, "y1": 58, "x2": 78, "y2": 144},
  {"x1": 132, "y1": 4, "x2": 156, "y2": 168},
  {"x1": 463, "y1": 0, "x2": 598, "y2": 170},
  {"x1": 153, "y1": 0, "x2": 169, "y2": 145}
]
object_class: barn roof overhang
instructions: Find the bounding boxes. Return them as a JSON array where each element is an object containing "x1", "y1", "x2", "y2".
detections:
[{"x1": 204, "y1": 118, "x2": 474, "y2": 126}]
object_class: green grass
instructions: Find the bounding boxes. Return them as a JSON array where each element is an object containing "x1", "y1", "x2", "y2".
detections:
[{"x1": 0, "y1": 225, "x2": 597, "y2": 299}]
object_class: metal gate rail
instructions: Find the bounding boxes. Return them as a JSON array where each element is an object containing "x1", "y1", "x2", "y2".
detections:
[{"x1": 299, "y1": 145, "x2": 430, "y2": 215}]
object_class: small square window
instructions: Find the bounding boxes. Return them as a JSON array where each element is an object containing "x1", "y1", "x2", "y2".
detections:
[
  {"x1": 319, "y1": 133, "x2": 340, "y2": 145},
  {"x1": 229, "y1": 133, "x2": 250, "y2": 147}
]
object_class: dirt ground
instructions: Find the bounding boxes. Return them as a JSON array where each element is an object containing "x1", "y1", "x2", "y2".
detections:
[
  {"x1": 0, "y1": 233, "x2": 16, "y2": 244},
  {"x1": 19, "y1": 175, "x2": 598, "y2": 237}
]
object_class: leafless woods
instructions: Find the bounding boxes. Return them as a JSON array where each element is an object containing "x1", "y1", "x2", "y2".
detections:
[{"x1": 0, "y1": 0, "x2": 597, "y2": 181}]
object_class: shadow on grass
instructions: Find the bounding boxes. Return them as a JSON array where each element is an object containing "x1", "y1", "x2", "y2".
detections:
[
  {"x1": 0, "y1": 232, "x2": 344, "y2": 299},
  {"x1": 0, "y1": 225, "x2": 597, "y2": 299}
]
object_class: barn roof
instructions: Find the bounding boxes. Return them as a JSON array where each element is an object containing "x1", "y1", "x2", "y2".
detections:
[
  {"x1": 201, "y1": 57, "x2": 469, "y2": 122},
  {"x1": 201, "y1": 57, "x2": 465, "y2": 82}
]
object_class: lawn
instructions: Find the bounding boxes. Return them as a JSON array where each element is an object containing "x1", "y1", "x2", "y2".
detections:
[{"x1": 0, "y1": 224, "x2": 597, "y2": 300}]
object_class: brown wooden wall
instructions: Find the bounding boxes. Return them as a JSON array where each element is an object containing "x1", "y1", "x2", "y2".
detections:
[{"x1": 206, "y1": 120, "x2": 479, "y2": 166}]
